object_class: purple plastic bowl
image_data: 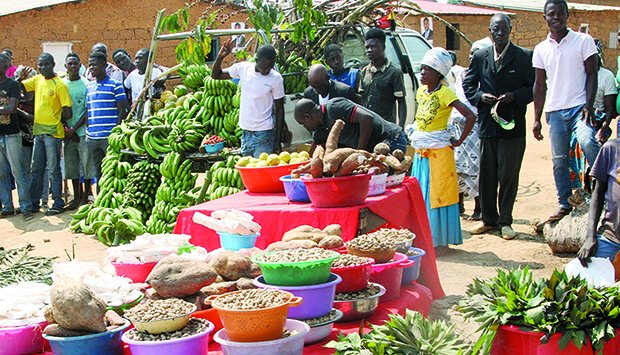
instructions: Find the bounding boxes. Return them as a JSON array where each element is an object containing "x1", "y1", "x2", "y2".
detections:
[
  {"x1": 253, "y1": 273, "x2": 341, "y2": 320},
  {"x1": 122, "y1": 320, "x2": 214, "y2": 355},
  {"x1": 401, "y1": 247, "x2": 426, "y2": 285}
]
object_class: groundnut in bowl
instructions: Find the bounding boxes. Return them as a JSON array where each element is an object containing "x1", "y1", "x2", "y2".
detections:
[
  {"x1": 367, "y1": 228, "x2": 416, "y2": 253},
  {"x1": 124, "y1": 298, "x2": 197, "y2": 334},
  {"x1": 253, "y1": 248, "x2": 340, "y2": 286},
  {"x1": 346, "y1": 235, "x2": 396, "y2": 263}
]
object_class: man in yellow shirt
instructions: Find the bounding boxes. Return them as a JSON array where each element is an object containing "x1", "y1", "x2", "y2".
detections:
[{"x1": 18, "y1": 53, "x2": 72, "y2": 215}]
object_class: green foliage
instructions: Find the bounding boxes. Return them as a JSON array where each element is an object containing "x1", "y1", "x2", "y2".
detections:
[
  {"x1": 458, "y1": 267, "x2": 620, "y2": 354},
  {"x1": 325, "y1": 310, "x2": 471, "y2": 355},
  {"x1": 246, "y1": 0, "x2": 283, "y2": 44},
  {"x1": 289, "y1": 0, "x2": 326, "y2": 42}
]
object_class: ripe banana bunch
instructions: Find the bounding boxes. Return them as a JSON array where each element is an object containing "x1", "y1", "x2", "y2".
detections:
[
  {"x1": 205, "y1": 156, "x2": 244, "y2": 201},
  {"x1": 70, "y1": 205, "x2": 145, "y2": 246},
  {"x1": 179, "y1": 64, "x2": 211, "y2": 90},
  {"x1": 123, "y1": 161, "x2": 162, "y2": 221},
  {"x1": 147, "y1": 152, "x2": 199, "y2": 234}
]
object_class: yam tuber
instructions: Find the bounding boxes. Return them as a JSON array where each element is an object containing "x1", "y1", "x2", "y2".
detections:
[
  {"x1": 323, "y1": 148, "x2": 359, "y2": 175},
  {"x1": 335, "y1": 153, "x2": 372, "y2": 177},
  {"x1": 291, "y1": 162, "x2": 312, "y2": 178},
  {"x1": 401, "y1": 156, "x2": 413, "y2": 172},
  {"x1": 147, "y1": 256, "x2": 218, "y2": 297},
  {"x1": 319, "y1": 235, "x2": 345, "y2": 249},
  {"x1": 322, "y1": 224, "x2": 342, "y2": 236},
  {"x1": 50, "y1": 281, "x2": 107, "y2": 333},
  {"x1": 373, "y1": 142, "x2": 391, "y2": 155},
  {"x1": 325, "y1": 119, "x2": 345, "y2": 155},
  {"x1": 392, "y1": 149, "x2": 405, "y2": 161},
  {"x1": 43, "y1": 324, "x2": 91, "y2": 337},
  {"x1": 384, "y1": 155, "x2": 404, "y2": 171}
]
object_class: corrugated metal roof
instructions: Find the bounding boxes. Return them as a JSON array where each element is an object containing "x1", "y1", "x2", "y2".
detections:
[
  {"x1": 0, "y1": 0, "x2": 79, "y2": 17},
  {"x1": 408, "y1": 0, "x2": 509, "y2": 15},
  {"x1": 463, "y1": 0, "x2": 620, "y2": 12}
]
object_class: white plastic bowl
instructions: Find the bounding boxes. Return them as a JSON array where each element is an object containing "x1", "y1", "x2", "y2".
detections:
[
  {"x1": 385, "y1": 172, "x2": 406, "y2": 187},
  {"x1": 368, "y1": 173, "x2": 388, "y2": 196},
  {"x1": 303, "y1": 309, "x2": 343, "y2": 345},
  {"x1": 214, "y1": 319, "x2": 309, "y2": 355}
]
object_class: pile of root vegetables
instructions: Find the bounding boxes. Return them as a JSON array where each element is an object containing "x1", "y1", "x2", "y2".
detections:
[{"x1": 292, "y1": 120, "x2": 412, "y2": 179}]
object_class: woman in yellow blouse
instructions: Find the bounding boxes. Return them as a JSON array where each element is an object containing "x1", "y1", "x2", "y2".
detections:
[{"x1": 409, "y1": 47, "x2": 477, "y2": 253}]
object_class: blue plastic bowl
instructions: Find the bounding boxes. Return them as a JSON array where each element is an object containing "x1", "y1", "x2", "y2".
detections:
[
  {"x1": 204, "y1": 141, "x2": 225, "y2": 154},
  {"x1": 43, "y1": 319, "x2": 130, "y2": 355},
  {"x1": 280, "y1": 175, "x2": 310, "y2": 202},
  {"x1": 401, "y1": 247, "x2": 426, "y2": 285},
  {"x1": 218, "y1": 231, "x2": 260, "y2": 251}
]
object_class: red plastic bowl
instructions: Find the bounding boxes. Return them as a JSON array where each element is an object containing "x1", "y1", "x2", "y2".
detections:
[
  {"x1": 192, "y1": 308, "x2": 223, "y2": 343},
  {"x1": 331, "y1": 256, "x2": 375, "y2": 293},
  {"x1": 369, "y1": 252, "x2": 414, "y2": 302},
  {"x1": 491, "y1": 325, "x2": 620, "y2": 354},
  {"x1": 237, "y1": 162, "x2": 305, "y2": 193},
  {"x1": 302, "y1": 174, "x2": 371, "y2": 208},
  {"x1": 111, "y1": 261, "x2": 158, "y2": 283}
]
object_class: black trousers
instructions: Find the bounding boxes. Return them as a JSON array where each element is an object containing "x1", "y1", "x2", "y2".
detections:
[{"x1": 479, "y1": 137, "x2": 526, "y2": 228}]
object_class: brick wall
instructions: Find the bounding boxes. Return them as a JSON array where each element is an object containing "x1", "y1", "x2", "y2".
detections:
[
  {"x1": 571, "y1": 0, "x2": 620, "y2": 6},
  {"x1": 0, "y1": 0, "x2": 248, "y2": 69}
]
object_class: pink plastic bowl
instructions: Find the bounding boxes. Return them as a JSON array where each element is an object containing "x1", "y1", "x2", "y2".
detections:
[
  {"x1": 369, "y1": 252, "x2": 414, "y2": 302},
  {"x1": 111, "y1": 261, "x2": 157, "y2": 283},
  {"x1": 0, "y1": 321, "x2": 47, "y2": 355}
]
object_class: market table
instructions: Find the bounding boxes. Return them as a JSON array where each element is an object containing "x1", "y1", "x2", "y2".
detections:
[{"x1": 174, "y1": 177, "x2": 444, "y2": 300}]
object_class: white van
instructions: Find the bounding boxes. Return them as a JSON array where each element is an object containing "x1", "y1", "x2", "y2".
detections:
[{"x1": 284, "y1": 27, "x2": 433, "y2": 146}]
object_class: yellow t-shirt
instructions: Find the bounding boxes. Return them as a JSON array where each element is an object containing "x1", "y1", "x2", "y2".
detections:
[
  {"x1": 22, "y1": 75, "x2": 72, "y2": 138},
  {"x1": 414, "y1": 85, "x2": 458, "y2": 132}
]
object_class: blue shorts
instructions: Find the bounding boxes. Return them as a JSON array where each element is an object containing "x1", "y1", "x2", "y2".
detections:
[{"x1": 595, "y1": 234, "x2": 620, "y2": 260}]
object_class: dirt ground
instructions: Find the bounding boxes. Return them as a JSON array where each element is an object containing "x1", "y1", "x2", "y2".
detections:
[{"x1": 1, "y1": 106, "x2": 617, "y2": 342}]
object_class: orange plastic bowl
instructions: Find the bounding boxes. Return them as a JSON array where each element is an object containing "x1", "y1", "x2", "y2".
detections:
[
  {"x1": 236, "y1": 162, "x2": 305, "y2": 193},
  {"x1": 207, "y1": 290, "x2": 302, "y2": 342}
]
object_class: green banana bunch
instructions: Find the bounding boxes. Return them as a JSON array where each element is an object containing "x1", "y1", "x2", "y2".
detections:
[
  {"x1": 204, "y1": 155, "x2": 244, "y2": 200},
  {"x1": 179, "y1": 64, "x2": 211, "y2": 90},
  {"x1": 123, "y1": 161, "x2": 162, "y2": 222},
  {"x1": 168, "y1": 119, "x2": 207, "y2": 152},
  {"x1": 70, "y1": 205, "x2": 145, "y2": 246},
  {"x1": 282, "y1": 54, "x2": 309, "y2": 94}
]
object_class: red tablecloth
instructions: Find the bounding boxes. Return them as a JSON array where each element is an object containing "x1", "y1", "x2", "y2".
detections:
[{"x1": 174, "y1": 178, "x2": 444, "y2": 299}]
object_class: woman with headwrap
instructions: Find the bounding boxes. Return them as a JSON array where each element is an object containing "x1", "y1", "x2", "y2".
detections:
[{"x1": 407, "y1": 47, "x2": 477, "y2": 253}]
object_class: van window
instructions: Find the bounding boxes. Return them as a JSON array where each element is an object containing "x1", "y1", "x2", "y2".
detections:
[
  {"x1": 340, "y1": 34, "x2": 402, "y2": 70},
  {"x1": 399, "y1": 35, "x2": 432, "y2": 73}
]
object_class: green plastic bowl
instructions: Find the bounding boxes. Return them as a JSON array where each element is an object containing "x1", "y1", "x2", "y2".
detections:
[{"x1": 253, "y1": 251, "x2": 341, "y2": 286}]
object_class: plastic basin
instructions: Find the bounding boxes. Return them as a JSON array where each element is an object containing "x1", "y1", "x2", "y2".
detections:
[
  {"x1": 218, "y1": 232, "x2": 260, "y2": 251},
  {"x1": 369, "y1": 252, "x2": 414, "y2": 302},
  {"x1": 368, "y1": 173, "x2": 387, "y2": 196},
  {"x1": 491, "y1": 325, "x2": 620, "y2": 355},
  {"x1": 386, "y1": 172, "x2": 406, "y2": 187},
  {"x1": 122, "y1": 320, "x2": 214, "y2": 355},
  {"x1": 214, "y1": 319, "x2": 309, "y2": 355},
  {"x1": 207, "y1": 290, "x2": 302, "y2": 342},
  {"x1": 280, "y1": 175, "x2": 310, "y2": 202},
  {"x1": 44, "y1": 319, "x2": 130, "y2": 355},
  {"x1": 237, "y1": 162, "x2": 305, "y2": 193},
  {"x1": 128, "y1": 304, "x2": 197, "y2": 334},
  {"x1": 204, "y1": 141, "x2": 225, "y2": 154},
  {"x1": 401, "y1": 247, "x2": 426, "y2": 285},
  {"x1": 331, "y1": 256, "x2": 375, "y2": 293},
  {"x1": 303, "y1": 309, "x2": 343, "y2": 345},
  {"x1": 0, "y1": 321, "x2": 47, "y2": 355},
  {"x1": 192, "y1": 308, "x2": 223, "y2": 343},
  {"x1": 301, "y1": 174, "x2": 371, "y2": 208},
  {"x1": 253, "y1": 274, "x2": 341, "y2": 320},
  {"x1": 253, "y1": 250, "x2": 341, "y2": 286},
  {"x1": 111, "y1": 261, "x2": 157, "y2": 283}
]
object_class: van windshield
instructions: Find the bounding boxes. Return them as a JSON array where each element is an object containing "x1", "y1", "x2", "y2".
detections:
[{"x1": 399, "y1": 35, "x2": 432, "y2": 72}]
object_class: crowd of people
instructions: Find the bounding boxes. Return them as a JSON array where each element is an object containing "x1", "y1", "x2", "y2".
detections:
[
  {"x1": 0, "y1": 0, "x2": 617, "y2": 263},
  {"x1": 0, "y1": 43, "x2": 162, "y2": 219}
]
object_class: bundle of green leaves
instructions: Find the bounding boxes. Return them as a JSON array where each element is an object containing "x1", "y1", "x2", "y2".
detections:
[
  {"x1": 325, "y1": 310, "x2": 471, "y2": 355},
  {"x1": 458, "y1": 267, "x2": 620, "y2": 354}
]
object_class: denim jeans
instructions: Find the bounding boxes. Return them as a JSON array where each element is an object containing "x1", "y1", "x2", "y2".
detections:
[
  {"x1": 546, "y1": 105, "x2": 600, "y2": 209},
  {"x1": 0, "y1": 133, "x2": 31, "y2": 213},
  {"x1": 241, "y1": 129, "x2": 275, "y2": 158},
  {"x1": 30, "y1": 135, "x2": 64, "y2": 210},
  {"x1": 22, "y1": 145, "x2": 49, "y2": 205},
  {"x1": 386, "y1": 131, "x2": 408, "y2": 152}
]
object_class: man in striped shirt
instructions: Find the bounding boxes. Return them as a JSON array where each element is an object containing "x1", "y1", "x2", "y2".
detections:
[{"x1": 86, "y1": 52, "x2": 127, "y2": 190}]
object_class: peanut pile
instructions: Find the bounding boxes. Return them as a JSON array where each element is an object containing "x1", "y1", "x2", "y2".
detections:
[
  {"x1": 331, "y1": 254, "x2": 374, "y2": 268},
  {"x1": 335, "y1": 284, "x2": 381, "y2": 301},
  {"x1": 347, "y1": 234, "x2": 396, "y2": 252},
  {"x1": 303, "y1": 309, "x2": 339, "y2": 327},
  {"x1": 213, "y1": 289, "x2": 289, "y2": 310},
  {"x1": 368, "y1": 228, "x2": 416, "y2": 243},
  {"x1": 125, "y1": 318, "x2": 209, "y2": 341},
  {"x1": 124, "y1": 298, "x2": 195, "y2": 322},
  {"x1": 258, "y1": 248, "x2": 339, "y2": 263}
]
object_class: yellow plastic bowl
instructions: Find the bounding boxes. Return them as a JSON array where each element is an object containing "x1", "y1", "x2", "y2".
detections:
[{"x1": 128, "y1": 304, "x2": 197, "y2": 334}]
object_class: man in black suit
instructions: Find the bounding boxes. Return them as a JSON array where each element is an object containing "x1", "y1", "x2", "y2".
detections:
[
  {"x1": 462, "y1": 13, "x2": 535, "y2": 240},
  {"x1": 304, "y1": 64, "x2": 361, "y2": 106}
]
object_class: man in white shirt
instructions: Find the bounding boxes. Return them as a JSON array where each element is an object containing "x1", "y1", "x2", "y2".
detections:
[
  {"x1": 211, "y1": 40, "x2": 286, "y2": 157},
  {"x1": 124, "y1": 48, "x2": 163, "y2": 104},
  {"x1": 592, "y1": 48, "x2": 618, "y2": 143},
  {"x1": 532, "y1": 0, "x2": 600, "y2": 222},
  {"x1": 86, "y1": 43, "x2": 125, "y2": 84}
]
